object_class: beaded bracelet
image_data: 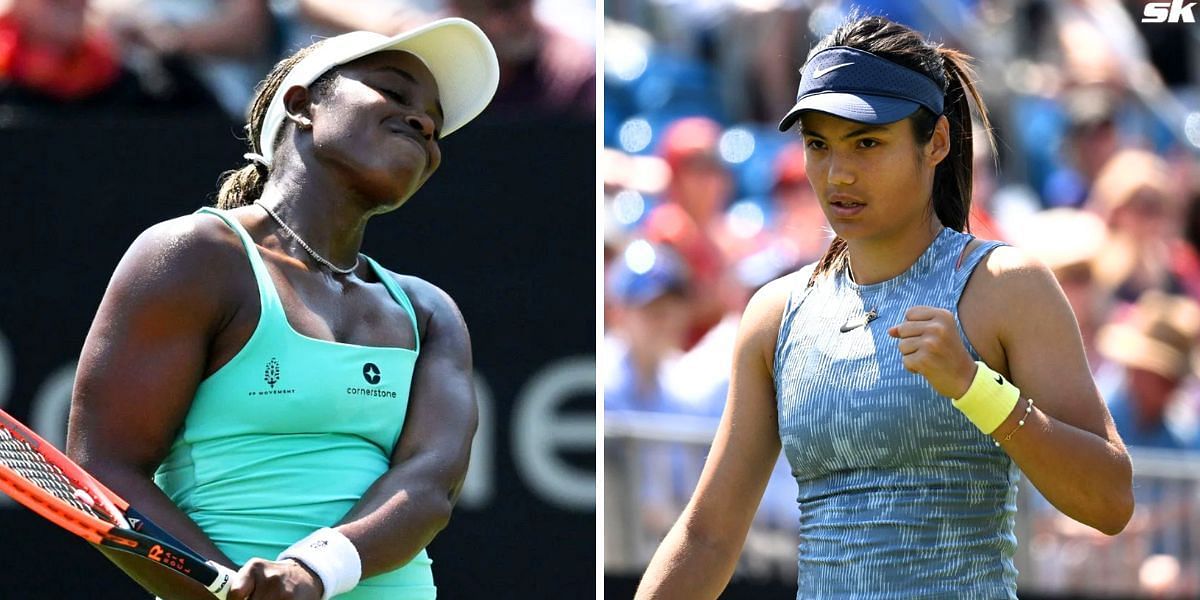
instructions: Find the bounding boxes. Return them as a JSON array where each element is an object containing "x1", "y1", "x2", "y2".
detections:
[{"x1": 995, "y1": 398, "x2": 1035, "y2": 447}]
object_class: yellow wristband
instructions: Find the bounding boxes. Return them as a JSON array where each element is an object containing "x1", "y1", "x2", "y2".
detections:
[{"x1": 951, "y1": 361, "x2": 1020, "y2": 434}]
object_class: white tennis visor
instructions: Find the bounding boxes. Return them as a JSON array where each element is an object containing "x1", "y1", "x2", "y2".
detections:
[{"x1": 255, "y1": 17, "x2": 500, "y2": 167}]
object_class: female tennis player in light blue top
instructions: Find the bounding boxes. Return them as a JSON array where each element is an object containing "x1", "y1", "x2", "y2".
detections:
[
  {"x1": 66, "y1": 18, "x2": 498, "y2": 600},
  {"x1": 637, "y1": 15, "x2": 1134, "y2": 600}
]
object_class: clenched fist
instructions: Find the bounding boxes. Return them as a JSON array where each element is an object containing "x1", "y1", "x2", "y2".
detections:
[
  {"x1": 227, "y1": 557, "x2": 324, "y2": 600},
  {"x1": 887, "y1": 306, "x2": 977, "y2": 399}
]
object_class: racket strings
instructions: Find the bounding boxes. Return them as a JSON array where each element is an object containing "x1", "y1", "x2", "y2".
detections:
[{"x1": 0, "y1": 427, "x2": 115, "y2": 524}]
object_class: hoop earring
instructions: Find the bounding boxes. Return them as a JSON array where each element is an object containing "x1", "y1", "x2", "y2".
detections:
[{"x1": 285, "y1": 113, "x2": 312, "y2": 130}]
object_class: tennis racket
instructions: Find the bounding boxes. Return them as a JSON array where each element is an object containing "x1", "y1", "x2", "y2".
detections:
[{"x1": 0, "y1": 408, "x2": 235, "y2": 598}]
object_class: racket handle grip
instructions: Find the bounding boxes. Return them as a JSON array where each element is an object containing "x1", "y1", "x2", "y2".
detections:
[{"x1": 205, "y1": 561, "x2": 237, "y2": 599}]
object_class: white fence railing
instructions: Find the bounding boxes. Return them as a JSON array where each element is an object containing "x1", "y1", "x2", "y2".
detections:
[{"x1": 605, "y1": 411, "x2": 1200, "y2": 597}]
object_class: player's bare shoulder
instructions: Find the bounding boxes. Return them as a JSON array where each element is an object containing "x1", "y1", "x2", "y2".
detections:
[
  {"x1": 375, "y1": 269, "x2": 468, "y2": 340},
  {"x1": 966, "y1": 244, "x2": 1062, "y2": 305},
  {"x1": 745, "y1": 272, "x2": 799, "y2": 325},
  {"x1": 107, "y1": 210, "x2": 256, "y2": 320},
  {"x1": 124, "y1": 211, "x2": 248, "y2": 283},
  {"x1": 961, "y1": 243, "x2": 1067, "y2": 353},
  {"x1": 739, "y1": 270, "x2": 803, "y2": 372}
]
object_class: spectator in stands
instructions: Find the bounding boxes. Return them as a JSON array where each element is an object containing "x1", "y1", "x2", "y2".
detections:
[
  {"x1": 1090, "y1": 149, "x2": 1187, "y2": 304},
  {"x1": 1176, "y1": 183, "x2": 1200, "y2": 299},
  {"x1": 1053, "y1": 0, "x2": 1149, "y2": 89},
  {"x1": 768, "y1": 141, "x2": 827, "y2": 267},
  {"x1": 604, "y1": 240, "x2": 692, "y2": 415},
  {"x1": 643, "y1": 116, "x2": 734, "y2": 347},
  {"x1": 967, "y1": 118, "x2": 1012, "y2": 241},
  {"x1": 289, "y1": 0, "x2": 436, "y2": 40},
  {"x1": 603, "y1": 240, "x2": 698, "y2": 548},
  {"x1": 1095, "y1": 291, "x2": 1200, "y2": 450},
  {"x1": 446, "y1": 0, "x2": 593, "y2": 116},
  {"x1": 1043, "y1": 87, "x2": 1123, "y2": 209},
  {"x1": 99, "y1": 0, "x2": 274, "y2": 116},
  {"x1": 712, "y1": 4, "x2": 813, "y2": 123},
  {"x1": 291, "y1": 0, "x2": 593, "y2": 118},
  {"x1": 0, "y1": 0, "x2": 121, "y2": 103}
]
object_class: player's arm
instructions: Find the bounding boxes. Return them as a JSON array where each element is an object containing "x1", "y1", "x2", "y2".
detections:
[
  {"x1": 332, "y1": 276, "x2": 478, "y2": 577},
  {"x1": 171, "y1": 0, "x2": 271, "y2": 57},
  {"x1": 635, "y1": 275, "x2": 792, "y2": 599},
  {"x1": 979, "y1": 247, "x2": 1133, "y2": 534},
  {"x1": 67, "y1": 215, "x2": 241, "y2": 599},
  {"x1": 890, "y1": 245, "x2": 1134, "y2": 535},
  {"x1": 108, "y1": 0, "x2": 270, "y2": 58}
]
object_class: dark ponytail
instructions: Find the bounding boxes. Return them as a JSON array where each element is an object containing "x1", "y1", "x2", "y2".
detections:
[
  {"x1": 215, "y1": 40, "x2": 332, "y2": 209},
  {"x1": 806, "y1": 15, "x2": 995, "y2": 285},
  {"x1": 923, "y1": 46, "x2": 993, "y2": 233},
  {"x1": 215, "y1": 163, "x2": 268, "y2": 209}
]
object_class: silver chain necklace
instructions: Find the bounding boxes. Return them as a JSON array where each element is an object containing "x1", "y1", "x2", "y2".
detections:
[
  {"x1": 254, "y1": 201, "x2": 359, "y2": 275},
  {"x1": 838, "y1": 228, "x2": 941, "y2": 332}
]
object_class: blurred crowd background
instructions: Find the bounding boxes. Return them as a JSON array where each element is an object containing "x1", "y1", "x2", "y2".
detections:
[
  {"x1": 0, "y1": 0, "x2": 595, "y2": 119},
  {"x1": 0, "y1": 0, "x2": 596, "y2": 598},
  {"x1": 603, "y1": 0, "x2": 1200, "y2": 598}
]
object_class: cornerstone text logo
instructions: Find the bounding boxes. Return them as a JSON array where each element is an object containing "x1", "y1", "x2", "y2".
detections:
[{"x1": 348, "y1": 362, "x2": 396, "y2": 398}]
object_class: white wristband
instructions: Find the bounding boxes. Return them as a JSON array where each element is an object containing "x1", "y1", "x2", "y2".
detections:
[{"x1": 278, "y1": 527, "x2": 362, "y2": 599}]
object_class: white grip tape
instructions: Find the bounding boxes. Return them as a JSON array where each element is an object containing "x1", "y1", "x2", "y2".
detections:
[
  {"x1": 278, "y1": 527, "x2": 363, "y2": 600},
  {"x1": 206, "y1": 561, "x2": 236, "y2": 599}
]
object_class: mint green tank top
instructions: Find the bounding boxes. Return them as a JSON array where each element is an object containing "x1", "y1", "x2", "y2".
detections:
[{"x1": 153, "y1": 207, "x2": 435, "y2": 599}]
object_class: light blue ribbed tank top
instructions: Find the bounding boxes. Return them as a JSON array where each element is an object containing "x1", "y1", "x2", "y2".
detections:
[{"x1": 773, "y1": 228, "x2": 1018, "y2": 599}]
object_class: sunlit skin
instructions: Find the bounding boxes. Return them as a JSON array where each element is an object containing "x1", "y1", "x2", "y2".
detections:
[{"x1": 797, "y1": 111, "x2": 949, "y2": 285}]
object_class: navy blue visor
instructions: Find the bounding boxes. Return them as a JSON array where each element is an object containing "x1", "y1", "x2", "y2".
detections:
[{"x1": 777, "y1": 46, "x2": 944, "y2": 132}]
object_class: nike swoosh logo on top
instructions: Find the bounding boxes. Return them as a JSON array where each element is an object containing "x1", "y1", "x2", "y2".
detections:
[
  {"x1": 814, "y1": 63, "x2": 854, "y2": 78},
  {"x1": 840, "y1": 317, "x2": 867, "y2": 333}
]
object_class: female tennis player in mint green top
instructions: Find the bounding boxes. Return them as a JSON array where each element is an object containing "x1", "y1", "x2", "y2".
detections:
[{"x1": 65, "y1": 18, "x2": 498, "y2": 600}]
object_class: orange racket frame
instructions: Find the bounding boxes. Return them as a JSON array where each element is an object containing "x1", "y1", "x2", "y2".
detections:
[{"x1": 0, "y1": 409, "x2": 234, "y2": 598}]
